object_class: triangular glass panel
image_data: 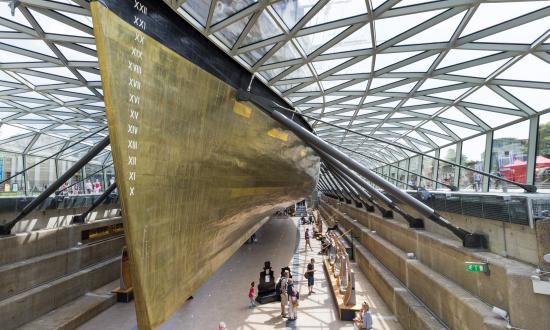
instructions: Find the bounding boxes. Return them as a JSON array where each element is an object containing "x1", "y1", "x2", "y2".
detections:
[
  {"x1": 369, "y1": 78, "x2": 405, "y2": 89},
  {"x1": 239, "y1": 44, "x2": 273, "y2": 66},
  {"x1": 391, "y1": 112, "x2": 414, "y2": 119},
  {"x1": 460, "y1": 2, "x2": 549, "y2": 37},
  {"x1": 502, "y1": 86, "x2": 550, "y2": 112},
  {"x1": 29, "y1": 9, "x2": 90, "y2": 37},
  {"x1": 0, "y1": 135, "x2": 35, "y2": 152},
  {"x1": 265, "y1": 41, "x2": 300, "y2": 64},
  {"x1": 374, "y1": 52, "x2": 420, "y2": 70},
  {"x1": 211, "y1": 0, "x2": 256, "y2": 25},
  {"x1": 393, "y1": 54, "x2": 439, "y2": 72},
  {"x1": 77, "y1": 70, "x2": 101, "y2": 82},
  {"x1": 467, "y1": 107, "x2": 520, "y2": 128},
  {"x1": 259, "y1": 67, "x2": 287, "y2": 80},
  {"x1": 497, "y1": 54, "x2": 550, "y2": 83},
  {"x1": 442, "y1": 123, "x2": 478, "y2": 139},
  {"x1": 337, "y1": 57, "x2": 373, "y2": 75},
  {"x1": 341, "y1": 98, "x2": 361, "y2": 105},
  {"x1": 398, "y1": 11, "x2": 466, "y2": 45},
  {"x1": 0, "y1": 111, "x2": 17, "y2": 119},
  {"x1": 421, "y1": 120, "x2": 447, "y2": 135},
  {"x1": 283, "y1": 65, "x2": 313, "y2": 79},
  {"x1": 379, "y1": 100, "x2": 401, "y2": 108},
  {"x1": 357, "y1": 109, "x2": 377, "y2": 116},
  {"x1": 0, "y1": 70, "x2": 19, "y2": 83},
  {"x1": 0, "y1": 49, "x2": 40, "y2": 63},
  {"x1": 321, "y1": 80, "x2": 349, "y2": 90},
  {"x1": 242, "y1": 11, "x2": 283, "y2": 46},
  {"x1": 478, "y1": 16, "x2": 550, "y2": 44},
  {"x1": 424, "y1": 133, "x2": 452, "y2": 146},
  {"x1": 272, "y1": 0, "x2": 317, "y2": 29},
  {"x1": 387, "y1": 82, "x2": 417, "y2": 93},
  {"x1": 437, "y1": 49, "x2": 500, "y2": 69},
  {"x1": 342, "y1": 81, "x2": 369, "y2": 91},
  {"x1": 56, "y1": 45, "x2": 97, "y2": 61},
  {"x1": 340, "y1": 110, "x2": 357, "y2": 117},
  {"x1": 312, "y1": 58, "x2": 352, "y2": 74},
  {"x1": 275, "y1": 83, "x2": 299, "y2": 92},
  {"x1": 462, "y1": 86, "x2": 517, "y2": 109},
  {"x1": 418, "y1": 78, "x2": 462, "y2": 91},
  {"x1": 2, "y1": 39, "x2": 56, "y2": 57},
  {"x1": 294, "y1": 83, "x2": 319, "y2": 92},
  {"x1": 403, "y1": 98, "x2": 434, "y2": 107},
  {"x1": 0, "y1": 124, "x2": 30, "y2": 140},
  {"x1": 305, "y1": 0, "x2": 367, "y2": 27},
  {"x1": 429, "y1": 88, "x2": 469, "y2": 100},
  {"x1": 324, "y1": 25, "x2": 372, "y2": 54},
  {"x1": 375, "y1": 10, "x2": 444, "y2": 45},
  {"x1": 32, "y1": 67, "x2": 78, "y2": 79},
  {"x1": 296, "y1": 27, "x2": 346, "y2": 55},
  {"x1": 438, "y1": 107, "x2": 476, "y2": 125},
  {"x1": 363, "y1": 95, "x2": 388, "y2": 104},
  {"x1": 18, "y1": 73, "x2": 62, "y2": 86},
  {"x1": 182, "y1": 0, "x2": 212, "y2": 27},
  {"x1": 447, "y1": 58, "x2": 509, "y2": 78},
  {"x1": 213, "y1": 14, "x2": 251, "y2": 48},
  {"x1": 0, "y1": 5, "x2": 32, "y2": 27}
]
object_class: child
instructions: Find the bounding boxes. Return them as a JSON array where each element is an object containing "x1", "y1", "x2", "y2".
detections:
[
  {"x1": 353, "y1": 302, "x2": 373, "y2": 329},
  {"x1": 248, "y1": 281, "x2": 256, "y2": 308}
]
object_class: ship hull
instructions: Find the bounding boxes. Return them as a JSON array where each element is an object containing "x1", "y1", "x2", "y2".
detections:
[{"x1": 92, "y1": 1, "x2": 319, "y2": 328}]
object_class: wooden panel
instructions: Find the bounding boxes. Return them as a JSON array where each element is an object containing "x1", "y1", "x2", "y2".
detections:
[{"x1": 91, "y1": 2, "x2": 319, "y2": 328}]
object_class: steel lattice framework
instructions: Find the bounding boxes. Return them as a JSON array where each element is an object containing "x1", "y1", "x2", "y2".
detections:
[{"x1": 0, "y1": 0, "x2": 549, "y2": 168}]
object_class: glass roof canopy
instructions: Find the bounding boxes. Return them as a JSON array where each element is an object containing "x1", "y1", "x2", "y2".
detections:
[{"x1": 0, "y1": 0, "x2": 549, "y2": 169}]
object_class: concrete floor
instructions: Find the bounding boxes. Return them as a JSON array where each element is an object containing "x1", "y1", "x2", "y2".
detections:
[{"x1": 80, "y1": 216, "x2": 402, "y2": 330}]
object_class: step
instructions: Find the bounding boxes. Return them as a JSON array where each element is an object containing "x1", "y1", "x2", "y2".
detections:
[
  {"x1": 320, "y1": 203, "x2": 508, "y2": 330},
  {"x1": 321, "y1": 200, "x2": 550, "y2": 330},
  {"x1": 17, "y1": 281, "x2": 118, "y2": 330},
  {"x1": 0, "y1": 217, "x2": 122, "y2": 267},
  {"x1": 0, "y1": 257, "x2": 120, "y2": 330},
  {"x1": 0, "y1": 236, "x2": 124, "y2": 300}
]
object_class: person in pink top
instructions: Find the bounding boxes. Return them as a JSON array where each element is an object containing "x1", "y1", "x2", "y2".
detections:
[
  {"x1": 248, "y1": 281, "x2": 256, "y2": 308},
  {"x1": 93, "y1": 179, "x2": 101, "y2": 193}
]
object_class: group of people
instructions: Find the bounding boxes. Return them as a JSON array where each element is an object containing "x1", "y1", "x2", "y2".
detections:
[
  {"x1": 84, "y1": 178, "x2": 103, "y2": 194},
  {"x1": 241, "y1": 208, "x2": 374, "y2": 329}
]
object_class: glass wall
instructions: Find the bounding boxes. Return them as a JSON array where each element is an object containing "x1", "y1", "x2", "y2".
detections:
[
  {"x1": 408, "y1": 156, "x2": 421, "y2": 187},
  {"x1": 26, "y1": 156, "x2": 56, "y2": 195},
  {"x1": 0, "y1": 152, "x2": 24, "y2": 196},
  {"x1": 460, "y1": 134, "x2": 486, "y2": 191},
  {"x1": 398, "y1": 159, "x2": 409, "y2": 189},
  {"x1": 437, "y1": 144, "x2": 456, "y2": 189},
  {"x1": 421, "y1": 151, "x2": 436, "y2": 189},
  {"x1": 536, "y1": 113, "x2": 550, "y2": 191},
  {"x1": 490, "y1": 120, "x2": 529, "y2": 192}
]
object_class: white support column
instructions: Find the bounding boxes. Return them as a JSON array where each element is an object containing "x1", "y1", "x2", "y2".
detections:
[
  {"x1": 483, "y1": 131, "x2": 493, "y2": 192},
  {"x1": 526, "y1": 117, "x2": 539, "y2": 186},
  {"x1": 454, "y1": 141, "x2": 462, "y2": 189}
]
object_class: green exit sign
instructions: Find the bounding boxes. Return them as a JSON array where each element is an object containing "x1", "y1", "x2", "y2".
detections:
[{"x1": 465, "y1": 262, "x2": 488, "y2": 273}]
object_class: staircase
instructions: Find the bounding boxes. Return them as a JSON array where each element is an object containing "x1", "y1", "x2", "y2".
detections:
[
  {"x1": 318, "y1": 198, "x2": 547, "y2": 330},
  {"x1": 0, "y1": 218, "x2": 124, "y2": 330}
]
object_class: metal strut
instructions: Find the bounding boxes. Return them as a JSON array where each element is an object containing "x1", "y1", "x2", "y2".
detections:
[
  {"x1": 237, "y1": 90, "x2": 486, "y2": 248},
  {"x1": 72, "y1": 182, "x2": 118, "y2": 224}
]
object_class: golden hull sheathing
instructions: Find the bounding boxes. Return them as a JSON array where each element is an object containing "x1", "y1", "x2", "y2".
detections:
[{"x1": 91, "y1": 1, "x2": 319, "y2": 328}]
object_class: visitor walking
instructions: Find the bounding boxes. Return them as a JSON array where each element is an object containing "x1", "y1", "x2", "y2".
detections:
[
  {"x1": 305, "y1": 228, "x2": 313, "y2": 251},
  {"x1": 353, "y1": 302, "x2": 373, "y2": 329},
  {"x1": 85, "y1": 180, "x2": 93, "y2": 194},
  {"x1": 287, "y1": 278, "x2": 298, "y2": 320},
  {"x1": 306, "y1": 258, "x2": 316, "y2": 294},
  {"x1": 248, "y1": 281, "x2": 256, "y2": 308},
  {"x1": 280, "y1": 270, "x2": 289, "y2": 318}
]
